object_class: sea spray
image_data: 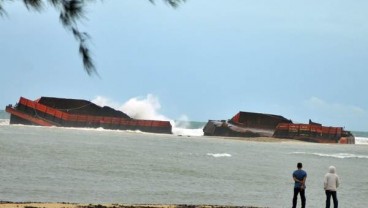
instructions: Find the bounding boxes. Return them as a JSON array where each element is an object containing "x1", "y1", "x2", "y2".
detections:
[
  {"x1": 355, "y1": 137, "x2": 368, "y2": 145},
  {"x1": 119, "y1": 94, "x2": 169, "y2": 121},
  {"x1": 0, "y1": 119, "x2": 9, "y2": 125},
  {"x1": 92, "y1": 95, "x2": 204, "y2": 136}
]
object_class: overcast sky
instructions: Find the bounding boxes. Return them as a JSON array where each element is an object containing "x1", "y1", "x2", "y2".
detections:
[{"x1": 1, "y1": 0, "x2": 367, "y2": 131}]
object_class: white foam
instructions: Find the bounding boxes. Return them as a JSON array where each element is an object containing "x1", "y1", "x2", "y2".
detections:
[
  {"x1": 93, "y1": 95, "x2": 205, "y2": 137},
  {"x1": 355, "y1": 137, "x2": 368, "y2": 145},
  {"x1": 172, "y1": 127, "x2": 204, "y2": 137},
  {"x1": 0, "y1": 119, "x2": 9, "y2": 125},
  {"x1": 171, "y1": 115, "x2": 204, "y2": 137},
  {"x1": 49, "y1": 125, "x2": 147, "y2": 135},
  {"x1": 207, "y1": 153, "x2": 232, "y2": 158},
  {"x1": 119, "y1": 94, "x2": 169, "y2": 121},
  {"x1": 292, "y1": 152, "x2": 368, "y2": 159}
]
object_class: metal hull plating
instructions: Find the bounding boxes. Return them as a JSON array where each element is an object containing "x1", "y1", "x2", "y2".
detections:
[
  {"x1": 203, "y1": 111, "x2": 355, "y2": 144},
  {"x1": 6, "y1": 97, "x2": 172, "y2": 134}
]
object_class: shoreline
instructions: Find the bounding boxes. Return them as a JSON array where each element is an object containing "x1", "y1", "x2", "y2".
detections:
[{"x1": 0, "y1": 202, "x2": 266, "y2": 208}]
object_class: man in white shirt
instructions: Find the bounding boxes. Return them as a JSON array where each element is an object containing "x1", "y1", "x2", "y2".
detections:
[{"x1": 324, "y1": 166, "x2": 340, "y2": 208}]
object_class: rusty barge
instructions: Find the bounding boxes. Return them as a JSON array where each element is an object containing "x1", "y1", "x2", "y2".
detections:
[
  {"x1": 203, "y1": 111, "x2": 355, "y2": 144},
  {"x1": 5, "y1": 96, "x2": 172, "y2": 134}
]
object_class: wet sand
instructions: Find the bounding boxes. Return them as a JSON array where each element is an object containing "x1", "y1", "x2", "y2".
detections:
[{"x1": 0, "y1": 202, "x2": 265, "y2": 208}]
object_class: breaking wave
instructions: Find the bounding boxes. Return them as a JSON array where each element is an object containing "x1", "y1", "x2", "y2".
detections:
[
  {"x1": 92, "y1": 95, "x2": 204, "y2": 137},
  {"x1": 355, "y1": 137, "x2": 368, "y2": 145},
  {"x1": 172, "y1": 127, "x2": 204, "y2": 137},
  {"x1": 207, "y1": 153, "x2": 232, "y2": 158},
  {"x1": 0, "y1": 119, "x2": 9, "y2": 125},
  {"x1": 291, "y1": 152, "x2": 368, "y2": 159}
]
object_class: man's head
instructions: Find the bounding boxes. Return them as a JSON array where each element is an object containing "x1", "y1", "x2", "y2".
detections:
[
  {"x1": 329, "y1": 166, "x2": 336, "y2": 174},
  {"x1": 297, "y1": 162, "x2": 303, "y2": 169}
]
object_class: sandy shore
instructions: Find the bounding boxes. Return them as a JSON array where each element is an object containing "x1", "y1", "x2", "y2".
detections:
[{"x1": 0, "y1": 202, "x2": 266, "y2": 208}]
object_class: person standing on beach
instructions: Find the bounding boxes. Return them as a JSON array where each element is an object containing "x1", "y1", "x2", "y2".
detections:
[
  {"x1": 324, "y1": 166, "x2": 340, "y2": 208},
  {"x1": 292, "y1": 162, "x2": 307, "y2": 208}
]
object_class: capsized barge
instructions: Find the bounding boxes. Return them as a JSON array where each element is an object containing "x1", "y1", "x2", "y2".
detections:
[
  {"x1": 5, "y1": 96, "x2": 172, "y2": 134},
  {"x1": 203, "y1": 111, "x2": 355, "y2": 144},
  {"x1": 203, "y1": 111, "x2": 292, "y2": 137}
]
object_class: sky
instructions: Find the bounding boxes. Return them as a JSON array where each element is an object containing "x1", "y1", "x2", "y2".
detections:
[{"x1": 1, "y1": 0, "x2": 367, "y2": 131}]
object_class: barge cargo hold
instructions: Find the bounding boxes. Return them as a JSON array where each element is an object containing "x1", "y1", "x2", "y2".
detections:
[
  {"x1": 5, "y1": 97, "x2": 172, "y2": 134},
  {"x1": 203, "y1": 111, "x2": 355, "y2": 144},
  {"x1": 273, "y1": 121, "x2": 355, "y2": 144},
  {"x1": 203, "y1": 111, "x2": 292, "y2": 137}
]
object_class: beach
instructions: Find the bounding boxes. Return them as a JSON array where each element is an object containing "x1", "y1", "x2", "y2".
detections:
[
  {"x1": 1, "y1": 124, "x2": 367, "y2": 207},
  {"x1": 0, "y1": 203, "x2": 265, "y2": 208}
]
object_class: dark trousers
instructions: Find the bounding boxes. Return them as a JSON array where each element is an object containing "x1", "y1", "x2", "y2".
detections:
[
  {"x1": 292, "y1": 187, "x2": 306, "y2": 208},
  {"x1": 325, "y1": 190, "x2": 338, "y2": 208}
]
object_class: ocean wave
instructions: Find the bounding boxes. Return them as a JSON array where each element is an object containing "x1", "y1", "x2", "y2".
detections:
[
  {"x1": 50, "y1": 126, "x2": 149, "y2": 135},
  {"x1": 207, "y1": 153, "x2": 232, "y2": 158},
  {"x1": 0, "y1": 119, "x2": 9, "y2": 125},
  {"x1": 172, "y1": 127, "x2": 204, "y2": 137},
  {"x1": 355, "y1": 137, "x2": 368, "y2": 145},
  {"x1": 292, "y1": 152, "x2": 368, "y2": 159}
]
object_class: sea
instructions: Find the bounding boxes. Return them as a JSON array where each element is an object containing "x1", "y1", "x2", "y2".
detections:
[{"x1": 0, "y1": 110, "x2": 367, "y2": 208}]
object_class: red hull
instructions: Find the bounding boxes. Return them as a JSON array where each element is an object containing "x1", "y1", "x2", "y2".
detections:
[
  {"x1": 273, "y1": 123, "x2": 355, "y2": 144},
  {"x1": 203, "y1": 112, "x2": 355, "y2": 144},
  {"x1": 6, "y1": 97, "x2": 172, "y2": 134}
]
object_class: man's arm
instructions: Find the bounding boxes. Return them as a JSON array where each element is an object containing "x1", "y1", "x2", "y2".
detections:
[
  {"x1": 301, "y1": 176, "x2": 307, "y2": 186},
  {"x1": 324, "y1": 175, "x2": 328, "y2": 190},
  {"x1": 293, "y1": 176, "x2": 304, "y2": 183}
]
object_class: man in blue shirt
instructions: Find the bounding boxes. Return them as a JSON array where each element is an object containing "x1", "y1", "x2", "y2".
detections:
[{"x1": 292, "y1": 162, "x2": 307, "y2": 208}]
